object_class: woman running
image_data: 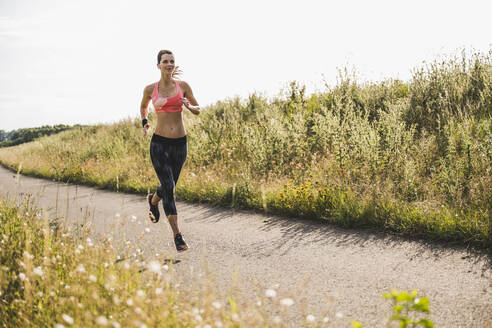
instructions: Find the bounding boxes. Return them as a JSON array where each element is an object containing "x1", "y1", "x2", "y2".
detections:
[{"x1": 140, "y1": 49, "x2": 201, "y2": 252}]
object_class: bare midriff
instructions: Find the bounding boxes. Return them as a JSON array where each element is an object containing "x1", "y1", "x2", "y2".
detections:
[{"x1": 154, "y1": 111, "x2": 186, "y2": 138}]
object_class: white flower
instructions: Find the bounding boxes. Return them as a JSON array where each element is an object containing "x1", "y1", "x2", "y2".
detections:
[
  {"x1": 273, "y1": 316, "x2": 281, "y2": 324},
  {"x1": 280, "y1": 298, "x2": 294, "y2": 306},
  {"x1": 144, "y1": 228, "x2": 150, "y2": 233},
  {"x1": 33, "y1": 266, "x2": 43, "y2": 276},
  {"x1": 256, "y1": 300, "x2": 262, "y2": 306},
  {"x1": 231, "y1": 314, "x2": 239, "y2": 321},
  {"x1": 212, "y1": 301, "x2": 221, "y2": 309},
  {"x1": 19, "y1": 273, "x2": 26, "y2": 281},
  {"x1": 135, "y1": 307, "x2": 142, "y2": 314},
  {"x1": 89, "y1": 275, "x2": 97, "y2": 282},
  {"x1": 147, "y1": 261, "x2": 161, "y2": 274},
  {"x1": 78, "y1": 245, "x2": 84, "y2": 250},
  {"x1": 62, "y1": 314, "x2": 74, "y2": 325},
  {"x1": 323, "y1": 316, "x2": 329, "y2": 323},
  {"x1": 136, "y1": 290, "x2": 145, "y2": 297},
  {"x1": 194, "y1": 314, "x2": 203, "y2": 322},
  {"x1": 126, "y1": 298, "x2": 133, "y2": 306},
  {"x1": 23, "y1": 251, "x2": 34, "y2": 259},
  {"x1": 104, "y1": 262, "x2": 109, "y2": 268},
  {"x1": 162, "y1": 264, "x2": 169, "y2": 271},
  {"x1": 131, "y1": 215, "x2": 137, "y2": 222},
  {"x1": 19, "y1": 261, "x2": 26, "y2": 268},
  {"x1": 55, "y1": 324, "x2": 65, "y2": 328},
  {"x1": 76, "y1": 264, "x2": 86, "y2": 273},
  {"x1": 111, "y1": 322, "x2": 121, "y2": 328},
  {"x1": 203, "y1": 325, "x2": 211, "y2": 328},
  {"x1": 335, "y1": 312, "x2": 343, "y2": 319},
  {"x1": 414, "y1": 298, "x2": 420, "y2": 304},
  {"x1": 265, "y1": 289, "x2": 276, "y2": 298},
  {"x1": 306, "y1": 314, "x2": 315, "y2": 322},
  {"x1": 155, "y1": 288, "x2": 163, "y2": 295},
  {"x1": 96, "y1": 316, "x2": 108, "y2": 326},
  {"x1": 124, "y1": 263, "x2": 130, "y2": 269},
  {"x1": 115, "y1": 213, "x2": 120, "y2": 218},
  {"x1": 215, "y1": 321, "x2": 223, "y2": 328}
]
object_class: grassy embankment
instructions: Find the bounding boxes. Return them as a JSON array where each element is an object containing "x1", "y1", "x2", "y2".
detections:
[
  {"x1": 0, "y1": 50, "x2": 491, "y2": 249},
  {"x1": 0, "y1": 196, "x2": 433, "y2": 327}
]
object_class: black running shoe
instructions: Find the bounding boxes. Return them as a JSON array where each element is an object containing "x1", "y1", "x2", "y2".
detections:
[
  {"x1": 174, "y1": 233, "x2": 189, "y2": 252},
  {"x1": 147, "y1": 193, "x2": 160, "y2": 223}
]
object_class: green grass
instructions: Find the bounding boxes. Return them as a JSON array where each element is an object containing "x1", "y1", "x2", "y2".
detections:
[
  {"x1": 0, "y1": 49, "x2": 491, "y2": 250},
  {"x1": 0, "y1": 196, "x2": 435, "y2": 327}
]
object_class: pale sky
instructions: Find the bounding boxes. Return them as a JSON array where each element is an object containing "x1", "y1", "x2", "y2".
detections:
[{"x1": 0, "y1": 0, "x2": 491, "y2": 131}]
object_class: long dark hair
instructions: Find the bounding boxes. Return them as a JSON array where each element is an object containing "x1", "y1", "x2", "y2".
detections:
[{"x1": 157, "y1": 49, "x2": 181, "y2": 78}]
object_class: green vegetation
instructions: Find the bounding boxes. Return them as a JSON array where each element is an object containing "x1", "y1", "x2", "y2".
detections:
[
  {"x1": 0, "y1": 124, "x2": 75, "y2": 147},
  {"x1": 0, "y1": 196, "x2": 434, "y2": 327},
  {"x1": 0, "y1": 50, "x2": 491, "y2": 249}
]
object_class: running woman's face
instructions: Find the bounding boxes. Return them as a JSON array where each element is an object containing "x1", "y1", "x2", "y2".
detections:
[{"x1": 158, "y1": 54, "x2": 175, "y2": 74}]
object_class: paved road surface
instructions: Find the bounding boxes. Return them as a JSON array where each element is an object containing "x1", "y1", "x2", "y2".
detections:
[{"x1": 1, "y1": 166, "x2": 491, "y2": 327}]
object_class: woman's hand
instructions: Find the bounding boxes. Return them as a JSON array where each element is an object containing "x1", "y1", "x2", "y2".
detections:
[
  {"x1": 181, "y1": 97, "x2": 200, "y2": 115},
  {"x1": 143, "y1": 123, "x2": 150, "y2": 136}
]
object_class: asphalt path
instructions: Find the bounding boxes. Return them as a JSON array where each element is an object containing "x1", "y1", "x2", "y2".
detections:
[{"x1": 1, "y1": 165, "x2": 491, "y2": 327}]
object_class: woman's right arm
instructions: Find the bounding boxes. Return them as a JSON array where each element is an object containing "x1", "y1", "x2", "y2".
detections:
[{"x1": 140, "y1": 85, "x2": 153, "y2": 135}]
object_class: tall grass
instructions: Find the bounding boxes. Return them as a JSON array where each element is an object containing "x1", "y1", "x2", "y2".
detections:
[
  {"x1": 0, "y1": 197, "x2": 435, "y2": 327},
  {"x1": 0, "y1": 49, "x2": 491, "y2": 249}
]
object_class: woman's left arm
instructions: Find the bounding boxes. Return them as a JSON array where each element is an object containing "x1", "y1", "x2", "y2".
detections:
[{"x1": 180, "y1": 81, "x2": 200, "y2": 115}]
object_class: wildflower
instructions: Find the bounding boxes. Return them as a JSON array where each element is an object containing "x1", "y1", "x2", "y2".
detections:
[
  {"x1": 89, "y1": 275, "x2": 97, "y2": 282},
  {"x1": 265, "y1": 289, "x2": 276, "y2": 298},
  {"x1": 194, "y1": 314, "x2": 203, "y2": 322},
  {"x1": 136, "y1": 290, "x2": 145, "y2": 297},
  {"x1": 131, "y1": 215, "x2": 137, "y2": 222},
  {"x1": 115, "y1": 213, "x2": 120, "y2": 218},
  {"x1": 96, "y1": 316, "x2": 108, "y2": 326},
  {"x1": 50, "y1": 291, "x2": 55, "y2": 297},
  {"x1": 256, "y1": 300, "x2": 262, "y2": 306},
  {"x1": 204, "y1": 325, "x2": 211, "y2": 328},
  {"x1": 289, "y1": 161, "x2": 295, "y2": 166},
  {"x1": 163, "y1": 264, "x2": 169, "y2": 271},
  {"x1": 33, "y1": 266, "x2": 43, "y2": 276},
  {"x1": 77, "y1": 303, "x2": 82, "y2": 308},
  {"x1": 19, "y1": 273, "x2": 26, "y2": 281},
  {"x1": 212, "y1": 301, "x2": 221, "y2": 309},
  {"x1": 231, "y1": 314, "x2": 239, "y2": 321},
  {"x1": 24, "y1": 251, "x2": 34, "y2": 259},
  {"x1": 104, "y1": 262, "x2": 109, "y2": 268},
  {"x1": 297, "y1": 163, "x2": 302, "y2": 169},
  {"x1": 55, "y1": 324, "x2": 65, "y2": 328},
  {"x1": 19, "y1": 261, "x2": 26, "y2": 268},
  {"x1": 78, "y1": 245, "x2": 84, "y2": 250},
  {"x1": 147, "y1": 261, "x2": 161, "y2": 274},
  {"x1": 124, "y1": 263, "x2": 130, "y2": 269},
  {"x1": 306, "y1": 314, "x2": 315, "y2": 322},
  {"x1": 113, "y1": 295, "x2": 121, "y2": 304},
  {"x1": 280, "y1": 298, "x2": 294, "y2": 306},
  {"x1": 273, "y1": 316, "x2": 281, "y2": 324},
  {"x1": 111, "y1": 322, "x2": 121, "y2": 328},
  {"x1": 271, "y1": 161, "x2": 276, "y2": 165},
  {"x1": 126, "y1": 298, "x2": 134, "y2": 306},
  {"x1": 323, "y1": 316, "x2": 329, "y2": 323},
  {"x1": 155, "y1": 287, "x2": 163, "y2": 295},
  {"x1": 76, "y1": 264, "x2": 86, "y2": 273},
  {"x1": 62, "y1": 314, "x2": 74, "y2": 325},
  {"x1": 215, "y1": 321, "x2": 223, "y2": 328},
  {"x1": 414, "y1": 298, "x2": 420, "y2": 304},
  {"x1": 335, "y1": 312, "x2": 343, "y2": 319},
  {"x1": 135, "y1": 307, "x2": 142, "y2": 314}
]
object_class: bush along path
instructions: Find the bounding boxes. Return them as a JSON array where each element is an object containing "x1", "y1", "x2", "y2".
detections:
[{"x1": 0, "y1": 50, "x2": 491, "y2": 250}]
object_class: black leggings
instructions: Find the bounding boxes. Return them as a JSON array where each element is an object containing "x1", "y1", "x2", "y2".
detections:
[{"x1": 150, "y1": 134, "x2": 187, "y2": 217}]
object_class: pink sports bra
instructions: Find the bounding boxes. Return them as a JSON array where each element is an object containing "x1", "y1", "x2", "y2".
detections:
[{"x1": 151, "y1": 80, "x2": 184, "y2": 113}]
